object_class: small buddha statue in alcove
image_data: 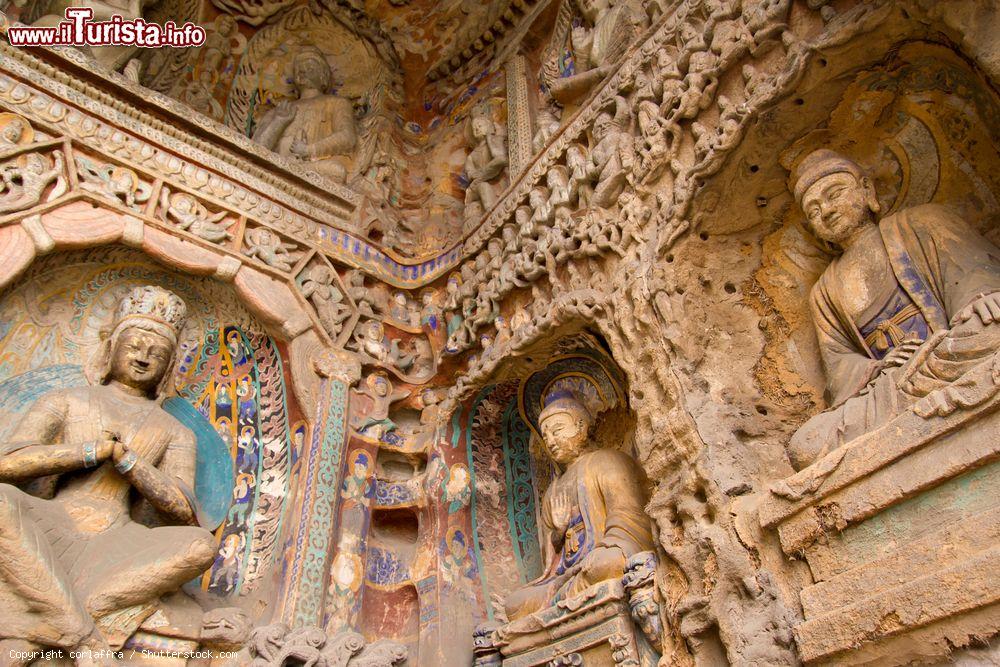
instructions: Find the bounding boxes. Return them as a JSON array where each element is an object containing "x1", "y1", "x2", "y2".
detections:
[{"x1": 502, "y1": 390, "x2": 653, "y2": 620}]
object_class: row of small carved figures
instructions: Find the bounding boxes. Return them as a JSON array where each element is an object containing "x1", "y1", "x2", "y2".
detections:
[{"x1": 449, "y1": 0, "x2": 802, "y2": 355}]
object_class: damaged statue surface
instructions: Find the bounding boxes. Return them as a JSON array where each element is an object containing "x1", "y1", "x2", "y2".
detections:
[
  {"x1": 252, "y1": 46, "x2": 358, "y2": 184},
  {"x1": 0, "y1": 286, "x2": 216, "y2": 663},
  {"x1": 788, "y1": 150, "x2": 1000, "y2": 469},
  {"x1": 502, "y1": 393, "x2": 653, "y2": 621}
]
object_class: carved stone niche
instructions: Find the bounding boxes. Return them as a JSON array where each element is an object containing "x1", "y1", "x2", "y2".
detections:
[
  {"x1": 471, "y1": 349, "x2": 663, "y2": 667},
  {"x1": 0, "y1": 245, "x2": 310, "y2": 658},
  {"x1": 750, "y1": 42, "x2": 1000, "y2": 666}
]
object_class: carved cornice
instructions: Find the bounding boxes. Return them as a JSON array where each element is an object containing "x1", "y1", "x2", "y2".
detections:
[
  {"x1": 0, "y1": 36, "x2": 360, "y2": 218},
  {"x1": 427, "y1": 0, "x2": 548, "y2": 83}
]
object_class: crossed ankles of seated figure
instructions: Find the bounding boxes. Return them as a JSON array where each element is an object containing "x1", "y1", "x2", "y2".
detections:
[
  {"x1": 502, "y1": 394, "x2": 653, "y2": 622},
  {"x1": 0, "y1": 287, "x2": 216, "y2": 667},
  {"x1": 785, "y1": 150, "x2": 1000, "y2": 470}
]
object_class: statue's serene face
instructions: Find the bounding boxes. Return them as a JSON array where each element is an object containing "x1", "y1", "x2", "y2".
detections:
[
  {"x1": 471, "y1": 117, "x2": 491, "y2": 140},
  {"x1": 110, "y1": 327, "x2": 174, "y2": 393},
  {"x1": 800, "y1": 172, "x2": 874, "y2": 245},
  {"x1": 578, "y1": 0, "x2": 608, "y2": 21},
  {"x1": 540, "y1": 410, "x2": 589, "y2": 466},
  {"x1": 293, "y1": 57, "x2": 328, "y2": 92}
]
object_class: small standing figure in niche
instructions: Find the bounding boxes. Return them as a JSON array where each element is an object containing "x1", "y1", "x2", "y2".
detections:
[
  {"x1": 161, "y1": 190, "x2": 234, "y2": 244},
  {"x1": 299, "y1": 263, "x2": 352, "y2": 340},
  {"x1": 566, "y1": 142, "x2": 594, "y2": 209},
  {"x1": 532, "y1": 106, "x2": 562, "y2": 153},
  {"x1": 251, "y1": 46, "x2": 358, "y2": 183},
  {"x1": 463, "y1": 110, "x2": 509, "y2": 221},
  {"x1": 242, "y1": 227, "x2": 301, "y2": 272},
  {"x1": 617, "y1": 190, "x2": 650, "y2": 252},
  {"x1": 547, "y1": 165, "x2": 573, "y2": 224},
  {"x1": 588, "y1": 98, "x2": 634, "y2": 208},
  {"x1": 350, "y1": 371, "x2": 410, "y2": 438}
]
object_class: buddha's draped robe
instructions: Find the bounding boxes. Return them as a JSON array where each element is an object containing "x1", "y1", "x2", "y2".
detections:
[
  {"x1": 791, "y1": 204, "x2": 1000, "y2": 464},
  {"x1": 504, "y1": 448, "x2": 652, "y2": 621}
]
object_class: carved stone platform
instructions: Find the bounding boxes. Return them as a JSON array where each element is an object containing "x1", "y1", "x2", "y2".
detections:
[
  {"x1": 474, "y1": 578, "x2": 659, "y2": 667},
  {"x1": 760, "y1": 356, "x2": 1000, "y2": 665}
]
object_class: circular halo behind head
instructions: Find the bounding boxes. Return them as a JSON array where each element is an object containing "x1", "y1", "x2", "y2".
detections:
[{"x1": 518, "y1": 351, "x2": 626, "y2": 441}]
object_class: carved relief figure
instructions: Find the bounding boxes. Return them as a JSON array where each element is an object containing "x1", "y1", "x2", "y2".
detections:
[
  {"x1": 76, "y1": 158, "x2": 151, "y2": 211},
  {"x1": 532, "y1": 106, "x2": 562, "y2": 153},
  {"x1": 300, "y1": 263, "x2": 352, "y2": 340},
  {"x1": 352, "y1": 320, "x2": 414, "y2": 374},
  {"x1": 242, "y1": 227, "x2": 301, "y2": 272},
  {"x1": 463, "y1": 111, "x2": 509, "y2": 221},
  {"x1": 588, "y1": 98, "x2": 633, "y2": 208},
  {"x1": 0, "y1": 286, "x2": 216, "y2": 659},
  {"x1": 161, "y1": 190, "x2": 234, "y2": 243},
  {"x1": 787, "y1": 150, "x2": 1000, "y2": 469},
  {"x1": 546, "y1": 0, "x2": 640, "y2": 105},
  {"x1": 252, "y1": 46, "x2": 358, "y2": 183},
  {"x1": 502, "y1": 392, "x2": 653, "y2": 620},
  {"x1": 0, "y1": 151, "x2": 65, "y2": 214}
]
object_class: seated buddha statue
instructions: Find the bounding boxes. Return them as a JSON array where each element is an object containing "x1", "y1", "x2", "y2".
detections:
[
  {"x1": 503, "y1": 391, "x2": 653, "y2": 621},
  {"x1": 0, "y1": 286, "x2": 216, "y2": 665},
  {"x1": 252, "y1": 46, "x2": 358, "y2": 184},
  {"x1": 786, "y1": 149, "x2": 1000, "y2": 470}
]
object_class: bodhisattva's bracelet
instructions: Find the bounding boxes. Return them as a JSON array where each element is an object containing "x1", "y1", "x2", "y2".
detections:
[
  {"x1": 115, "y1": 449, "x2": 138, "y2": 475},
  {"x1": 81, "y1": 441, "x2": 98, "y2": 468}
]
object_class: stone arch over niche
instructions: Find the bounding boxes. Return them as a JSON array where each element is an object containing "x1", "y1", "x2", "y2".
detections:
[{"x1": 0, "y1": 242, "x2": 308, "y2": 620}]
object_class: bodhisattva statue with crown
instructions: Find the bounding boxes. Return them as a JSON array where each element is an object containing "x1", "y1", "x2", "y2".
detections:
[
  {"x1": 252, "y1": 46, "x2": 359, "y2": 184},
  {"x1": 501, "y1": 389, "x2": 653, "y2": 621},
  {"x1": 786, "y1": 149, "x2": 1000, "y2": 470},
  {"x1": 0, "y1": 286, "x2": 216, "y2": 666}
]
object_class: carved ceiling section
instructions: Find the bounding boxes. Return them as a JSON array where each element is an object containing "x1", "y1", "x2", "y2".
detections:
[{"x1": 5, "y1": 0, "x2": 992, "y2": 410}]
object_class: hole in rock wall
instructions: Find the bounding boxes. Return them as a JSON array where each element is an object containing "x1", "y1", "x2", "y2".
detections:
[
  {"x1": 371, "y1": 507, "x2": 420, "y2": 560},
  {"x1": 376, "y1": 449, "x2": 427, "y2": 482}
]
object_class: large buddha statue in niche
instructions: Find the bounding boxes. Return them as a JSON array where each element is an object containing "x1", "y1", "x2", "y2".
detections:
[
  {"x1": 787, "y1": 149, "x2": 1000, "y2": 470},
  {"x1": 0, "y1": 286, "x2": 216, "y2": 664},
  {"x1": 502, "y1": 391, "x2": 653, "y2": 621},
  {"x1": 252, "y1": 46, "x2": 358, "y2": 184}
]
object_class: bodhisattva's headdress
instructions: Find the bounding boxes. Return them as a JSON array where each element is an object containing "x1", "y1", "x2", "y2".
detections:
[
  {"x1": 789, "y1": 149, "x2": 867, "y2": 205},
  {"x1": 112, "y1": 285, "x2": 188, "y2": 346},
  {"x1": 96, "y1": 285, "x2": 188, "y2": 398}
]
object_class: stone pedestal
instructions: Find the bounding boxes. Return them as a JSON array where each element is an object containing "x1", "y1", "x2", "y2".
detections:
[{"x1": 761, "y1": 358, "x2": 1000, "y2": 664}]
